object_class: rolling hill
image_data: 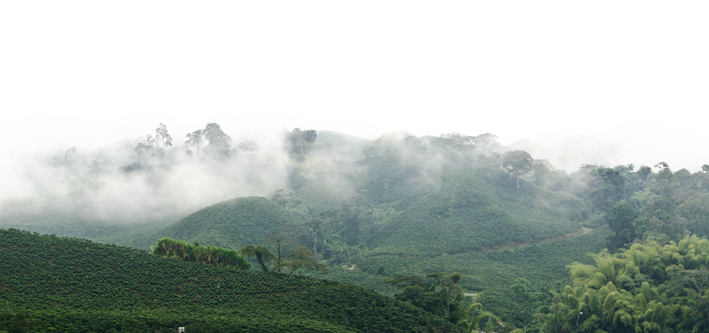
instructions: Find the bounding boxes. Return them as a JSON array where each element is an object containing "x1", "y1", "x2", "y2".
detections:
[
  {"x1": 0, "y1": 228, "x2": 462, "y2": 332},
  {"x1": 368, "y1": 166, "x2": 584, "y2": 256},
  {"x1": 150, "y1": 196, "x2": 306, "y2": 251},
  {"x1": 315, "y1": 131, "x2": 372, "y2": 162},
  {"x1": 295, "y1": 154, "x2": 585, "y2": 255}
]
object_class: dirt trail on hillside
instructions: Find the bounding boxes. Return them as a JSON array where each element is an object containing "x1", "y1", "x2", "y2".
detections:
[{"x1": 471, "y1": 227, "x2": 593, "y2": 253}]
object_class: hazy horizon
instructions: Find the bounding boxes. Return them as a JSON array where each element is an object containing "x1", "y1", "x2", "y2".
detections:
[{"x1": 2, "y1": 1, "x2": 708, "y2": 199}]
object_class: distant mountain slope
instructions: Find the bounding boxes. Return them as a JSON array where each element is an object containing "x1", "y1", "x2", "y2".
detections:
[
  {"x1": 370, "y1": 167, "x2": 584, "y2": 256},
  {"x1": 0, "y1": 229, "x2": 462, "y2": 332},
  {"x1": 155, "y1": 196, "x2": 306, "y2": 250},
  {"x1": 295, "y1": 154, "x2": 584, "y2": 256},
  {"x1": 316, "y1": 130, "x2": 372, "y2": 161},
  {"x1": 295, "y1": 155, "x2": 437, "y2": 213},
  {"x1": 0, "y1": 196, "x2": 183, "y2": 249}
]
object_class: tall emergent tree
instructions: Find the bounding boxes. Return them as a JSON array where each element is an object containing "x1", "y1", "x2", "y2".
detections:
[
  {"x1": 239, "y1": 234, "x2": 328, "y2": 275},
  {"x1": 203, "y1": 123, "x2": 232, "y2": 158},
  {"x1": 153, "y1": 123, "x2": 172, "y2": 163},
  {"x1": 271, "y1": 189, "x2": 293, "y2": 208},
  {"x1": 185, "y1": 129, "x2": 205, "y2": 159},
  {"x1": 134, "y1": 137, "x2": 154, "y2": 164},
  {"x1": 284, "y1": 128, "x2": 317, "y2": 154},
  {"x1": 384, "y1": 272, "x2": 466, "y2": 324},
  {"x1": 302, "y1": 129, "x2": 317, "y2": 153},
  {"x1": 501, "y1": 150, "x2": 533, "y2": 189},
  {"x1": 637, "y1": 165, "x2": 653, "y2": 189}
]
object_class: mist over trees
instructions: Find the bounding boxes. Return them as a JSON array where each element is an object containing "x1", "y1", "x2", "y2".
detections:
[
  {"x1": 501, "y1": 150, "x2": 533, "y2": 189},
  {"x1": 5, "y1": 126, "x2": 709, "y2": 332}
]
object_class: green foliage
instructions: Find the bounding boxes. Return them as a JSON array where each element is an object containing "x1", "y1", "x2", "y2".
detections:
[
  {"x1": 152, "y1": 237, "x2": 251, "y2": 270},
  {"x1": 585, "y1": 166, "x2": 626, "y2": 214},
  {"x1": 458, "y1": 302, "x2": 503, "y2": 332},
  {"x1": 293, "y1": 155, "x2": 585, "y2": 258},
  {"x1": 344, "y1": 230, "x2": 605, "y2": 327},
  {"x1": 384, "y1": 272, "x2": 464, "y2": 323},
  {"x1": 605, "y1": 200, "x2": 640, "y2": 250},
  {"x1": 533, "y1": 236, "x2": 709, "y2": 332},
  {"x1": 501, "y1": 150, "x2": 533, "y2": 189},
  {"x1": 239, "y1": 237, "x2": 328, "y2": 275},
  {"x1": 0, "y1": 228, "x2": 463, "y2": 332},
  {"x1": 285, "y1": 128, "x2": 318, "y2": 155},
  {"x1": 370, "y1": 167, "x2": 584, "y2": 256}
]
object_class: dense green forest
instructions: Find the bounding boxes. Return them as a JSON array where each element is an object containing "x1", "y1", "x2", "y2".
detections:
[{"x1": 3, "y1": 126, "x2": 709, "y2": 332}]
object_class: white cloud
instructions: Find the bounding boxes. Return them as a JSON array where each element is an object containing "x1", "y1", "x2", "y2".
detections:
[{"x1": 1, "y1": 1, "x2": 707, "y2": 171}]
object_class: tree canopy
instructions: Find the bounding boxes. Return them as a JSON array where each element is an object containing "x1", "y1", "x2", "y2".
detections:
[{"x1": 501, "y1": 150, "x2": 533, "y2": 189}]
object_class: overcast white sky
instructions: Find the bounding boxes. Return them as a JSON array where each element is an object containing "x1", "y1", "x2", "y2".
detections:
[{"x1": 1, "y1": 1, "x2": 708, "y2": 172}]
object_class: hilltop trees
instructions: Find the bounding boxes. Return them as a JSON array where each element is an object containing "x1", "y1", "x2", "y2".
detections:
[
  {"x1": 203, "y1": 123, "x2": 232, "y2": 158},
  {"x1": 637, "y1": 165, "x2": 653, "y2": 190},
  {"x1": 271, "y1": 189, "x2": 293, "y2": 208},
  {"x1": 133, "y1": 123, "x2": 173, "y2": 164},
  {"x1": 133, "y1": 138, "x2": 154, "y2": 164},
  {"x1": 284, "y1": 128, "x2": 318, "y2": 154},
  {"x1": 184, "y1": 129, "x2": 205, "y2": 159},
  {"x1": 501, "y1": 150, "x2": 533, "y2": 189},
  {"x1": 183, "y1": 123, "x2": 235, "y2": 159},
  {"x1": 153, "y1": 123, "x2": 173, "y2": 163}
]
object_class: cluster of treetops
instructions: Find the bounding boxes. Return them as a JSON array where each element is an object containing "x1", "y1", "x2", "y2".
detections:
[
  {"x1": 132, "y1": 123, "x2": 319, "y2": 163},
  {"x1": 152, "y1": 235, "x2": 328, "y2": 276}
]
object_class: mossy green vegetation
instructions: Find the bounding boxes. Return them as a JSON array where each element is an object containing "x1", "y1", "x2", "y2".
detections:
[{"x1": 0, "y1": 229, "x2": 462, "y2": 332}]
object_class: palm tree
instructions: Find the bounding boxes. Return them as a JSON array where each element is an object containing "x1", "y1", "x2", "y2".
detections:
[
  {"x1": 458, "y1": 303, "x2": 502, "y2": 332},
  {"x1": 238, "y1": 139, "x2": 259, "y2": 152}
]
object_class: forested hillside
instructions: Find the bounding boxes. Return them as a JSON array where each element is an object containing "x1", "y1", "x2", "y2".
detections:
[
  {"x1": 0, "y1": 229, "x2": 462, "y2": 332},
  {"x1": 148, "y1": 196, "x2": 305, "y2": 251},
  {"x1": 5, "y1": 127, "x2": 709, "y2": 332},
  {"x1": 368, "y1": 167, "x2": 583, "y2": 256}
]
